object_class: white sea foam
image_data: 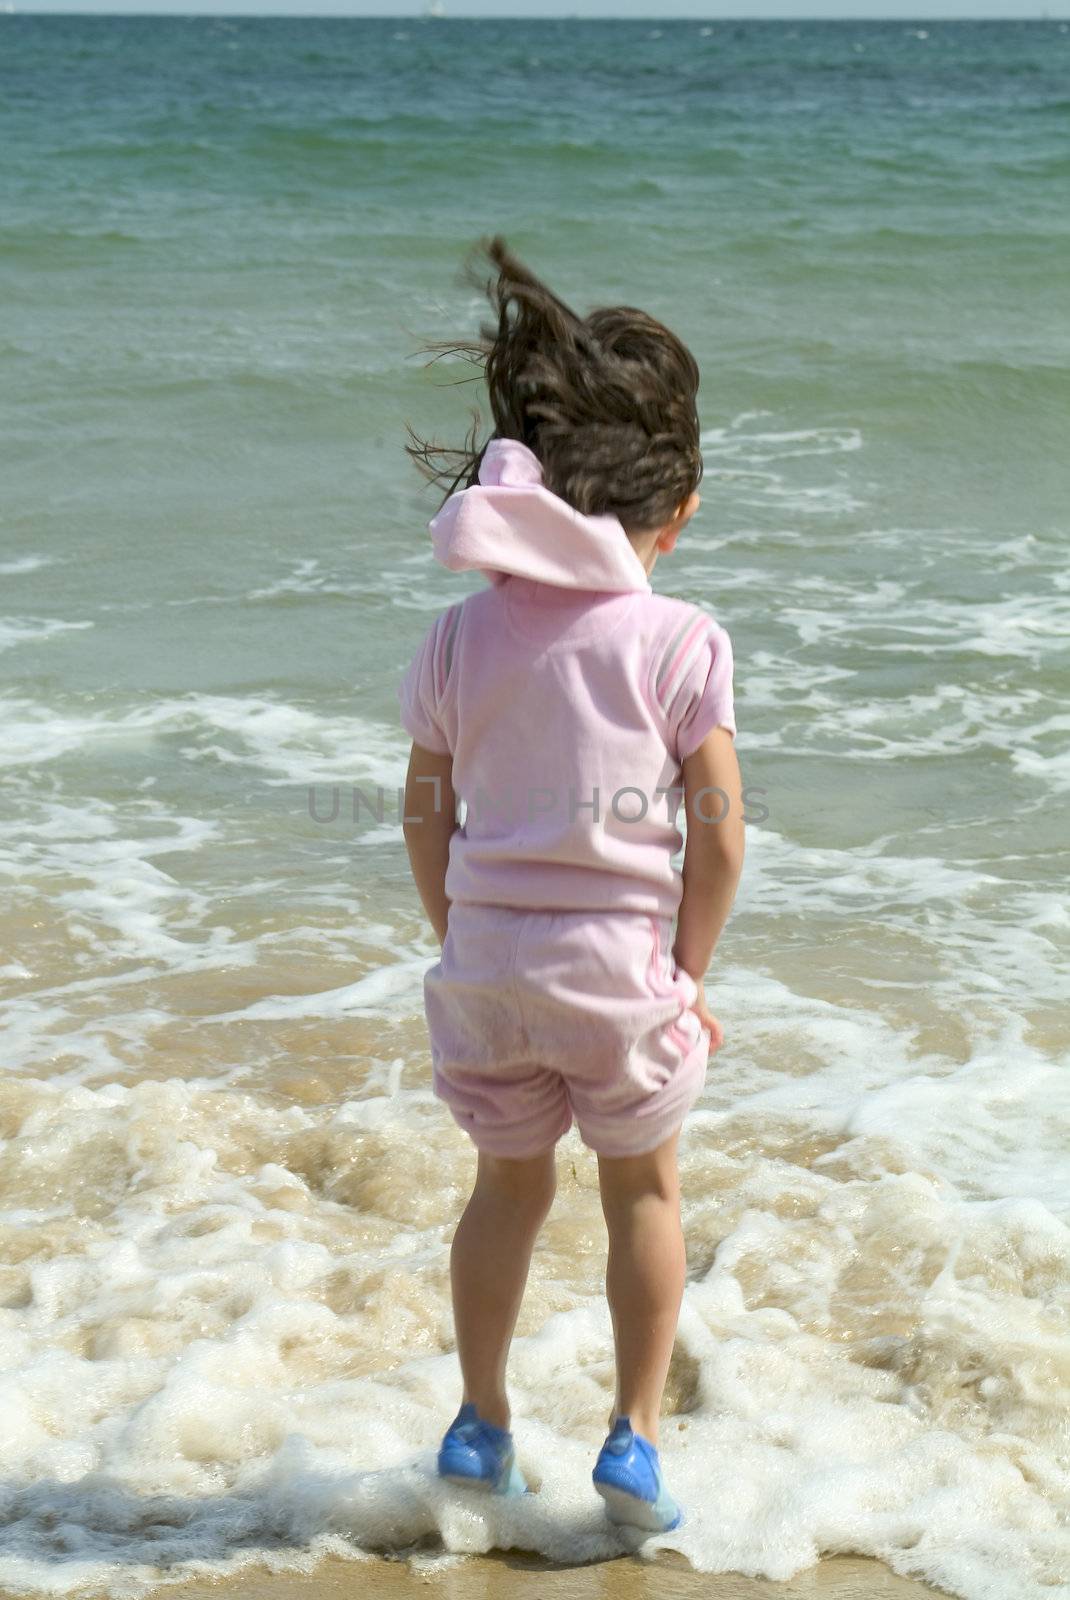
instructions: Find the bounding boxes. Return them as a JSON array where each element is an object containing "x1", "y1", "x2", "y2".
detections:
[
  {"x1": 0, "y1": 555, "x2": 59, "y2": 576},
  {"x1": 0, "y1": 693, "x2": 408, "y2": 788},
  {"x1": 699, "y1": 420, "x2": 865, "y2": 516},
  {"x1": 204, "y1": 956, "x2": 430, "y2": 1024},
  {"x1": 0, "y1": 768, "x2": 430, "y2": 1088},
  {"x1": 0, "y1": 1073, "x2": 1065, "y2": 1597},
  {"x1": 244, "y1": 558, "x2": 336, "y2": 601},
  {"x1": 735, "y1": 824, "x2": 1070, "y2": 1017},
  {"x1": 0, "y1": 617, "x2": 93, "y2": 653}
]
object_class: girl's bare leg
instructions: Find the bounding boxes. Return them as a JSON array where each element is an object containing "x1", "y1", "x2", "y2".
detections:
[
  {"x1": 449, "y1": 1146, "x2": 557, "y2": 1430},
  {"x1": 596, "y1": 1129, "x2": 686, "y2": 1447}
]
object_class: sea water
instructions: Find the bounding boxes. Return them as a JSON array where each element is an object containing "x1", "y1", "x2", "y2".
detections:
[{"x1": 1, "y1": 15, "x2": 1068, "y2": 1599}]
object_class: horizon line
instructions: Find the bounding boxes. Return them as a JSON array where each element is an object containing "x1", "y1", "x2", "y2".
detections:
[{"x1": 10, "y1": 8, "x2": 1068, "y2": 17}]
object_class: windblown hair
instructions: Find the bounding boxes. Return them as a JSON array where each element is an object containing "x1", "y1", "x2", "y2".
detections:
[{"x1": 404, "y1": 235, "x2": 703, "y2": 536}]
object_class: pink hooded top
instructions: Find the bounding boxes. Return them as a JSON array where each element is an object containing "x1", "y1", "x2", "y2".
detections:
[{"x1": 398, "y1": 437, "x2": 736, "y2": 917}]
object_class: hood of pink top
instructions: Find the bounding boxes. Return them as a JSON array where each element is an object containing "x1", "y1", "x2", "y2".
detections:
[{"x1": 428, "y1": 436, "x2": 652, "y2": 593}]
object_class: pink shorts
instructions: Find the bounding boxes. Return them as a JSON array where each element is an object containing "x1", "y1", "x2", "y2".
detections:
[{"x1": 423, "y1": 903, "x2": 711, "y2": 1159}]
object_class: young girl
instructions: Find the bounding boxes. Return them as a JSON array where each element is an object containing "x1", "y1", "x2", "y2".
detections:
[{"x1": 398, "y1": 237, "x2": 744, "y2": 1534}]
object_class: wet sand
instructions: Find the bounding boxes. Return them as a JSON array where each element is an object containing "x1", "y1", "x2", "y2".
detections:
[{"x1": 0, "y1": 1550, "x2": 947, "y2": 1600}]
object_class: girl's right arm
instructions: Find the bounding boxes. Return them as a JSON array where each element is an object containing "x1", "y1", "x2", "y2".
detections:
[{"x1": 673, "y1": 727, "x2": 745, "y2": 1026}]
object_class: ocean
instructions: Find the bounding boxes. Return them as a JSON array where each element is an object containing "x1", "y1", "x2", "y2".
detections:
[{"x1": 1, "y1": 14, "x2": 1068, "y2": 1599}]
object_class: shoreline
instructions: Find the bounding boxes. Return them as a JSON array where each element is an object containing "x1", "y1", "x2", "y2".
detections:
[{"x1": 0, "y1": 1551, "x2": 947, "y2": 1600}]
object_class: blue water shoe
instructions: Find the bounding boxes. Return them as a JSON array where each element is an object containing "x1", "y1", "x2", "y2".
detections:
[
  {"x1": 592, "y1": 1415, "x2": 683, "y2": 1532},
  {"x1": 437, "y1": 1402, "x2": 528, "y2": 1496}
]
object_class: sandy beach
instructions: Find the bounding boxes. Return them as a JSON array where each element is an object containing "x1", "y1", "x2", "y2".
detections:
[{"x1": 0, "y1": 1551, "x2": 946, "y2": 1600}]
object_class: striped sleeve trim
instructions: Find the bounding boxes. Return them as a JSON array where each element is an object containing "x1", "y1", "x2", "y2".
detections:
[
  {"x1": 432, "y1": 603, "x2": 463, "y2": 702},
  {"x1": 654, "y1": 612, "x2": 718, "y2": 714}
]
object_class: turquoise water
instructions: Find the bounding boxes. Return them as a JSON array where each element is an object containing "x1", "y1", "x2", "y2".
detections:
[{"x1": 1, "y1": 17, "x2": 1069, "y2": 1598}]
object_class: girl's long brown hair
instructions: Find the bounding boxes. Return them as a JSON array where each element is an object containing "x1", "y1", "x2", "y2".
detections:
[{"x1": 404, "y1": 235, "x2": 703, "y2": 535}]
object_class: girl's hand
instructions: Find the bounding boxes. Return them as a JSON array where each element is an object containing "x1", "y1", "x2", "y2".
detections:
[{"x1": 690, "y1": 987, "x2": 724, "y2": 1054}]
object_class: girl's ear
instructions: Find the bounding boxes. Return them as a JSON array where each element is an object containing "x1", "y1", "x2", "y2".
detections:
[{"x1": 656, "y1": 493, "x2": 700, "y2": 555}]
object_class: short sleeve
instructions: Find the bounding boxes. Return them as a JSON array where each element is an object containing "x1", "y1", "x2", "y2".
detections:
[
  {"x1": 660, "y1": 614, "x2": 736, "y2": 764},
  {"x1": 397, "y1": 605, "x2": 460, "y2": 756}
]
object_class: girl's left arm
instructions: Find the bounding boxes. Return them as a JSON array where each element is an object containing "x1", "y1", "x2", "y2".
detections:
[{"x1": 402, "y1": 740, "x2": 458, "y2": 945}]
